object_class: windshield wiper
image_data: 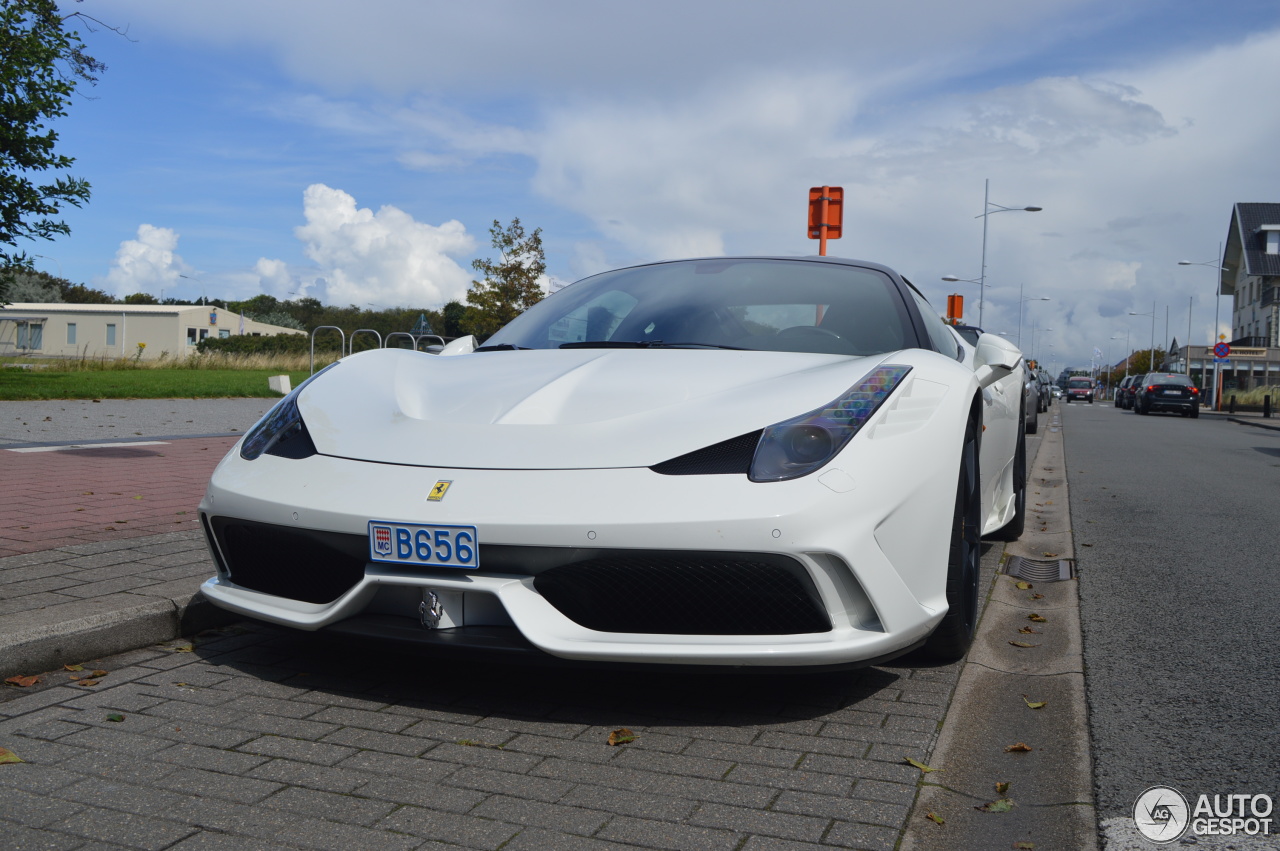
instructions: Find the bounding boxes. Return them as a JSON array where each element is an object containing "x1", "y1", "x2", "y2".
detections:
[
  {"x1": 558, "y1": 340, "x2": 747, "y2": 350},
  {"x1": 474, "y1": 343, "x2": 533, "y2": 351}
]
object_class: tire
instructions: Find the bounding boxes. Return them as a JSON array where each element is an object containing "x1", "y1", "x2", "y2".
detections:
[
  {"x1": 990, "y1": 413, "x2": 1027, "y2": 542},
  {"x1": 1191, "y1": 407, "x2": 1200, "y2": 419},
  {"x1": 1026, "y1": 405, "x2": 1038, "y2": 434},
  {"x1": 921, "y1": 410, "x2": 982, "y2": 661}
]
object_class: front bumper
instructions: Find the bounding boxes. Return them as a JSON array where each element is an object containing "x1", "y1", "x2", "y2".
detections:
[{"x1": 199, "y1": 446, "x2": 956, "y2": 667}]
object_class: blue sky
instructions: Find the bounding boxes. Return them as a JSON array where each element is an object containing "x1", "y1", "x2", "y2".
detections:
[{"x1": 33, "y1": 0, "x2": 1280, "y2": 369}]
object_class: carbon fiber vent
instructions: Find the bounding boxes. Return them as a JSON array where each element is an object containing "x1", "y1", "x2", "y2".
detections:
[
  {"x1": 534, "y1": 554, "x2": 831, "y2": 635},
  {"x1": 650, "y1": 430, "x2": 761, "y2": 476}
]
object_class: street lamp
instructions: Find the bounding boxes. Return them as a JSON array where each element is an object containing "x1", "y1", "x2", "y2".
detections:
[
  {"x1": 1179, "y1": 248, "x2": 1227, "y2": 409},
  {"x1": 179, "y1": 274, "x2": 206, "y2": 306},
  {"x1": 1029, "y1": 324, "x2": 1053, "y2": 362},
  {"x1": 1017, "y1": 292, "x2": 1051, "y2": 348},
  {"x1": 940, "y1": 275, "x2": 990, "y2": 326},
  {"x1": 972, "y1": 179, "x2": 1043, "y2": 328},
  {"x1": 1130, "y1": 302, "x2": 1157, "y2": 375}
]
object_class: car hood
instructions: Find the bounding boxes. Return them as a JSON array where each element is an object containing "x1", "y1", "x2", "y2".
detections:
[{"x1": 296, "y1": 347, "x2": 895, "y2": 469}]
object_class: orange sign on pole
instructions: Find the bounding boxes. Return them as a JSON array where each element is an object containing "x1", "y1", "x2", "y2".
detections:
[
  {"x1": 807, "y1": 186, "x2": 843, "y2": 256},
  {"x1": 946, "y1": 293, "x2": 964, "y2": 325}
]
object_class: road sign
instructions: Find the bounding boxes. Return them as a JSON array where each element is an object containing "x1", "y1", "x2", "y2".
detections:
[
  {"x1": 1213, "y1": 342, "x2": 1230, "y2": 358},
  {"x1": 807, "y1": 186, "x2": 843, "y2": 256}
]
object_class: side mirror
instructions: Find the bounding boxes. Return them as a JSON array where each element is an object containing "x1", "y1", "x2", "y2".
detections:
[
  {"x1": 974, "y1": 334, "x2": 1023, "y2": 389},
  {"x1": 438, "y1": 335, "x2": 477, "y2": 356}
]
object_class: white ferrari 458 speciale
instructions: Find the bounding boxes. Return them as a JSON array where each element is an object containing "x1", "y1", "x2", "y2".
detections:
[{"x1": 200, "y1": 256, "x2": 1028, "y2": 668}]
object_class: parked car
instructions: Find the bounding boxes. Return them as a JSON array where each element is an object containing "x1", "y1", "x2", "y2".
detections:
[
  {"x1": 1114, "y1": 375, "x2": 1138, "y2": 409},
  {"x1": 1133, "y1": 373, "x2": 1200, "y2": 417},
  {"x1": 198, "y1": 255, "x2": 1030, "y2": 668},
  {"x1": 1051, "y1": 386, "x2": 1062, "y2": 399},
  {"x1": 1065, "y1": 376, "x2": 1094, "y2": 403},
  {"x1": 1035, "y1": 370, "x2": 1053, "y2": 412}
]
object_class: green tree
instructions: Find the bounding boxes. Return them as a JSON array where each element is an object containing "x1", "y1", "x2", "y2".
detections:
[
  {"x1": 465, "y1": 218, "x2": 546, "y2": 340},
  {"x1": 0, "y1": 1, "x2": 106, "y2": 303},
  {"x1": 122, "y1": 291, "x2": 158, "y2": 304},
  {"x1": 440, "y1": 300, "x2": 467, "y2": 337}
]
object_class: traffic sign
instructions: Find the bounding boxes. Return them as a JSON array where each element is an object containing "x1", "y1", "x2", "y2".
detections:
[{"x1": 1213, "y1": 342, "x2": 1230, "y2": 358}]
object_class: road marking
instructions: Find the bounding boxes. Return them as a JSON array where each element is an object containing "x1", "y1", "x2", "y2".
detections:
[{"x1": 6, "y1": 441, "x2": 169, "y2": 453}]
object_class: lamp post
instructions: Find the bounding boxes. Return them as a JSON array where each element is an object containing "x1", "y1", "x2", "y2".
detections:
[
  {"x1": 1179, "y1": 248, "x2": 1227, "y2": 409},
  {"x1": 940, "y1": 275, "x2": 989, "y2": 326},
  {"x1": 972, "y1": 179, "x2": 1042, "y2": 328},
  {"x1": 1017, "y1": 291, "x2": 1051, "y2": 348},
  {"x1": 1130, "y1": 302, "x2": 1157, "y2": 375},
  {"x1": 179, "y1": 274, "x2": 206, "y2": 306},
  {"x1": 1029, "y1": 324, "x2": 1053, "y2": 362}
]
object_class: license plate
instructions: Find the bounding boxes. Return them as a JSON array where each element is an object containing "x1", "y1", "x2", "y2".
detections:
[
  {"x1": 1161, "y1": 390, "x2": 1182, "y2": 396},
  {"x1": 368, "y1": 521, "x2": 479, "y2": 568}
]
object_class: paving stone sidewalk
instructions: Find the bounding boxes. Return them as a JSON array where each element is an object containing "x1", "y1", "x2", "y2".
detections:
[{"x1": 0, "y1": 400, "x2": 975, "y2": 850}]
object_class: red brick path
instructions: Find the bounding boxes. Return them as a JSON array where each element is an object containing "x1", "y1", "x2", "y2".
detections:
[{"x1": 0, "y1": 437, "x2": 238, "y2": 557}]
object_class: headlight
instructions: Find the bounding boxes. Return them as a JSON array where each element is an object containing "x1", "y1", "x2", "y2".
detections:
[
  {"x1": 240, "y1": 362, "x2": 339, "y2": 460},
  {"x1": 749, "y1": 364, "x2": 911, "y2": 482}
]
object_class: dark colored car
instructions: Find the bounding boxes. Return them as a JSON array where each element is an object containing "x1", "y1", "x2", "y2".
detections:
[
  {"x1": 1115, "y1": 375, "x2": 1139, "y2": 409},
  {"x1": 1133, "y1": 373, "x2": 1200, "y2": 417},
  {"x1": 1064, "y1": 376, "x2": 1094, "y2": 403},
  {"x1": 1035, "y1": 370, "x2": 1053, "y2": 412}
]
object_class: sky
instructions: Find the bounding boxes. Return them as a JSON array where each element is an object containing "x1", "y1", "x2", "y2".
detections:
[{"x1": 31, "y1": 0, "x2": 1280, "y2": 370}]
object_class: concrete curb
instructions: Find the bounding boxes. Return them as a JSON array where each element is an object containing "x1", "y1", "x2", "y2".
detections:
[
  {"x1": 902, "y1": 408, "x2": 1099, "y2": 851},
  {"x1": 0, "y1": 590, "x2": 232, "y2": 679}
]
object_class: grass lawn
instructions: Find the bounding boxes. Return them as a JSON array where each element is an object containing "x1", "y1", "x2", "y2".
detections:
[{"x1": 0, "y1": 368, "x2": 314, "y2": 400}]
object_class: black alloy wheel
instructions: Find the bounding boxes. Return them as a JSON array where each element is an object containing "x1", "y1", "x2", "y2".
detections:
[{"x1": 922, "y1": 409, "x2": 983, "y2": 661}]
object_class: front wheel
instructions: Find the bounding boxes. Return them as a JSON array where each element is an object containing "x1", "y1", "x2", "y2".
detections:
[
  {"x1": 990, "y1": 413, "x2": 1027, "y2": 542},
  {"x1": 921, "y1": 411, "x2": 982, "y2": 661}
]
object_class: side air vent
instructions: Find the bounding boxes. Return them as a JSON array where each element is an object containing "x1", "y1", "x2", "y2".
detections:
[{"x1": 650, "y1": 430, "x2": 761, "y2": 476}]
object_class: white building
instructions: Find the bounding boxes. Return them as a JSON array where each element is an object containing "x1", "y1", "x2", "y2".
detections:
[{"x1": 0, "y1": 303, "x2": 305, "y2": 359}]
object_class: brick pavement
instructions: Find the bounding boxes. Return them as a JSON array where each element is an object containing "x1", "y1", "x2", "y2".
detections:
[
  {"x1": 0, "y1": 424, "x2": 978, "y2": 850},
  {"x1": 0, "y1": 437, "x2": 236, "y2": 558},
  {"x1": 1, "y1": 623, "x2": 963, "y2": 850}
]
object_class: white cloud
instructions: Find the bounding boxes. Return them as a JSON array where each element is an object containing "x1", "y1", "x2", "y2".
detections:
[
  {"x1": 284, "y1": 184, "x2": 477, "y2": 308},
  {"x1": 102, "y1": 224, "x2": 189, "y2": 298}
]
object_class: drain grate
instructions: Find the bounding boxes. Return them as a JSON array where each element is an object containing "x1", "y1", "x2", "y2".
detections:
[{"x1": 1002, "y1": 556, "x2": 1076, "y2": 582}]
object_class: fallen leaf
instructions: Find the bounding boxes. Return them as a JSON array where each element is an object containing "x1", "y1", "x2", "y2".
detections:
[
  {"x1": 607, "y1": 728, "x2": 637, "y2": 746},
  {"x1": 172, "y1": 644, "x2": 194, "y2": 653},
  {"x1": 78, "y1": 679, "x2": 100, "y2": 687},
  {"x1": 0, "y1": 747, "x2": 23, "y2": 765},
  {"x1": 1013, "y1": 842, "x2": 1037, "y2": 849},
  {"x1": 1028, "y1": 614, "x2": 1047, "y2": 622},
  {"x1": 1018, "y1": 626, "x2": 1041, "y2": 635},
  {"x1": 1041, "y1": 552, "x2": 1059, "y2": 558},
  {"x1": 995, "y1": 781, "x2": 1010, "y2": 795},
  {"x1": 4, "y1": 675, "x2": 39, "y2": 688},
  {"x1": 1004, "y1": 743, "x2": 1033, "y2": 753},
  {"x1": 1030, "y1": 593, "x2": 1045, "y2": 600},
  {"x1": 457, "y1": 739, "x2": 504, "y2": 750},
  {"x1": 132, "y1": 495, "x2": 143, "y2": 500},
  {"x1": 1082, "y1": 543, "x2": 1093, "y2": 547},
  {"x1": 64, "y1": 664, "x2": 84, "y2": 672},
  {"x1": 91, "y1": 670, "x2": 108, "y2": 678},
  {"x1": 1014, "y1": 581, "x2": 1033, "y2": 590},
  {"x1": 904, "y1": 757, "x2": 941, "y2": 773},
  {"x1": 925, "y1": 812, "x2": 945, "y2": 825},
  {"x1": 82, "y1": 491, "x2": 94, "y2": 495},
  {"x1": 1021, "y1": 695, "x2": 1047, "y2": 710},
  {"x1": 976, "y1": 798, "x2": 1016, "y2": 813},
  {"x1": 1008, "y1": 641, "x2": 1039, "y2": 649},
  {"x1": 106, "y1": 714, "x2": 125, "y2": 723}
]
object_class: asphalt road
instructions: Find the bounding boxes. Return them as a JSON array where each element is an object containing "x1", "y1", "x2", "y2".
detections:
[{"x1": 1061, "y1": 402, "x2": 1280, "y2": 845}]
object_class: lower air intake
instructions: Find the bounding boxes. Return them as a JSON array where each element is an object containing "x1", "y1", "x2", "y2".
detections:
[{"x1": 534, "y1": 554, "x2": 831, "y2": 635}]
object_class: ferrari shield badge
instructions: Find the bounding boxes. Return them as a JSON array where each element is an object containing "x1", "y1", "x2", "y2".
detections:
[{"x1": 427, "y1": 480, "x2": 452, "y2": 502}]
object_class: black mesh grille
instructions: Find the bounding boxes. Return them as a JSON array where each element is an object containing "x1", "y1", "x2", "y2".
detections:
[
  {"x1": 650, "y1": 430, "x2": 761, "y2": 476},
  {"x1": 534, "y1": 554, "x2": 831, "y2": 635},
  {"x1": 209, "y1": 518, "x2": 368, "y2": 604}
]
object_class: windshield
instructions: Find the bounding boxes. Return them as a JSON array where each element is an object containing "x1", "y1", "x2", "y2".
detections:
[
  {"x1": 1068, "y1": 378, "x2": 1092, "y2": 388},
  {"x1": 482, "y1": 258, "x2": 918, "y2": 357}
]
